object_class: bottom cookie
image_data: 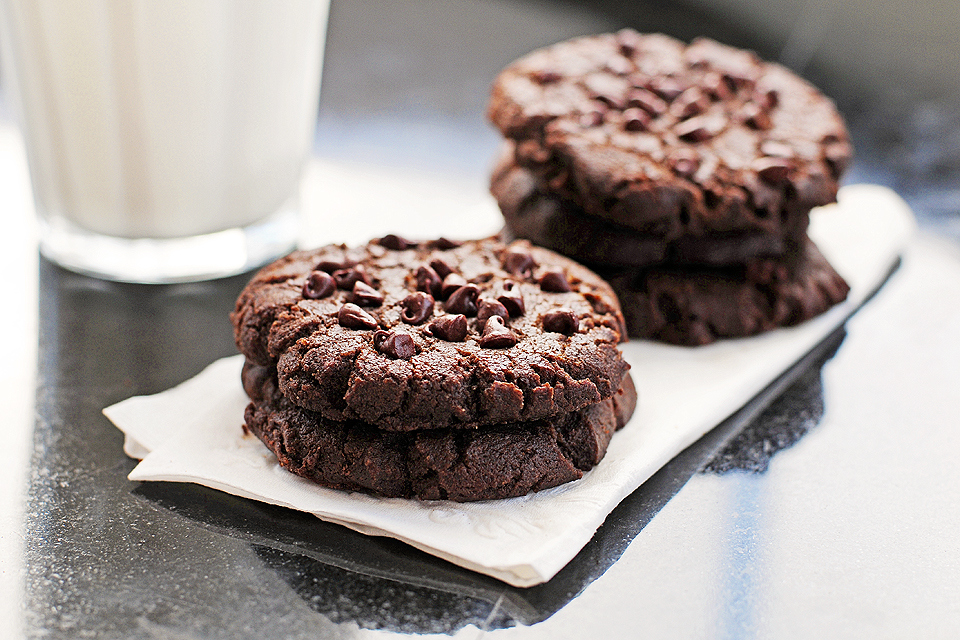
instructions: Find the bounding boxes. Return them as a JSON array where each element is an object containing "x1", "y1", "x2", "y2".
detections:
[
  {"x1": 600, "y1": 238, "x2": 850, "y2": 346},
  {"x1": 493, "y1": 151, "x2": 798, "y2": 269},
  {"x1": 242, "y1": 362, "x2": 637, "y2": 502}
]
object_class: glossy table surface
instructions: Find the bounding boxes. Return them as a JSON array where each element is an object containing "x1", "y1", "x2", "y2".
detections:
[{"x1": 2, "y1": 1, "x2": 960, "y2": 638}]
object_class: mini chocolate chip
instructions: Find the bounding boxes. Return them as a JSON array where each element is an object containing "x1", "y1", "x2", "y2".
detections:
[
  {"x1": 379, "y1": 234, "x2": 417, "y2": 250},
  {"x1": 755, "y1": 87, "x2": 779, "y2": 110},
  {"x1": 647, "y1": 77, "x2": 685, "y2": 101},
  {"x1": 430, "y1": 258, "x2": 454, "y2": 279},
  {"x1": 351, "y1": 281, "x2": 384, "y2": 306},
  {"x1": 702, "y1": 71, "x2": 732, "y2": 100},
  {"x1": 479, "y1": 316, "x2": 517, "y2": 349},
  {"x1": 445, "y1": 284, "x2": 480, "y2": 316},
  {"x1": 496, "y1": 284, "x2": 525, "y2": 317},
  {"x1": 742, "y1": 103, "x2": 772, "y2": 130},
  {"x1": 622, "y1": 108, "x2": 651, "y2": 132},
  {"x1": 541, "y1": 310, "x2": 579, "y2": 335},
  {"x1": 338, "y1": 303, "x2": 378, "y2": 330},
  {"x1": 432, "y1": 237, "x2": 463, "y2": 250},
  {"x1": 333, "y1": 267, "x2": 371, "y2": 290},
  {"x1": 503, "y1": 249, "x2": 535, "y2": 278},
  {"x1": 477, "y1": 299, "x2": 509, "y2": 328},
  {"x1": 760, "y1": 141, "x2": 793, "y2": 158},
  {"x1": 669, "y1": 149, "x2": 700, "y2": 177},
  {"x1": 675, "y1": 115, "x2": 719, "y2": 142},
  {"x1": 315, "y1": 258, "x2": 354, "y2": 273},
  {"x1": 615, "y1": 28, "x2": 643, "y2": 57},
  {"x1": 416, "y1": 265, "x2": 442, "y2": 298},
  {"x1": 604, "y1": 55, "x2": 633, "y2": 76},
  {"x1": 670, "y1": 88, "x2": 709, "y2": 120},
  {"x1": 441, "y1": 273, "x2": 468, "y2": 299},
  {"x1": 532, "y1": 68, "x2": 562, "y2": 84},
  {"x1": 753, "y1": 157, "x2": 792, "y2": 184},
  {"x1": 539, "y1": 269, "x2": 571, "y2": 292},
  {"x1": 428, "y1": 314, "x2": 467, "y2": 342},
  {"x1": 302, "y1": 270, "x2": 335, "y2": 299},
  {"x1": 374, "y1": 330, "x2": 416, "y2": 360},
  {"x1": 579, "y1": 108, "x2": 606, "y2": 127},
  {"x1": 627, "y1": 87, "x2": 667, "y2": 116},
  {"x1": 400, "y1": 291, "x2": 434, "y2": 324}
]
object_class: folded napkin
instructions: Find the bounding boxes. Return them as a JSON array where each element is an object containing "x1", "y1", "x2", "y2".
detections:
[{"x1": 104, "y1": 184, "x2": 915, "y2": 587}]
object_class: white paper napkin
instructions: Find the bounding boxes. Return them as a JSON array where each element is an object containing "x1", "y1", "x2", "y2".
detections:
[{"x1": 104, "y1": 184, "x2": 915, "y2": 587}]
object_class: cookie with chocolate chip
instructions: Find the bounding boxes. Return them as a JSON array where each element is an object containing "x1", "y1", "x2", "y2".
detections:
[
  {"x1": 601, "y1": 236, "x2": 850, "y2": 346},
  {"x1": 487, "y1": 31, "x2": 852, "y2": 238},
  {"x1": 231, "y1": 236, "x2": 629, "y2": 431},
  {"x1": 241, "y1": 362, "x2": 637, "y2": 501},
  {"x1": 493, "y1": 147, "x2": 791, "y2": 268}
]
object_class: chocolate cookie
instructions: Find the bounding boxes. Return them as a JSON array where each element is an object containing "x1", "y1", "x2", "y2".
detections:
[
  {"x1": 602, "y1": 237, "x2": 850, "y2": 345},
  {"x1": 487, "y1": 31, "x2": 852, "y2": 239},
  {"x1": 231, "y1": 236, "x2": 629, "y2": 431},
  {"x1": 241, "y1": 362, "x2": 638, "y2": 502},
  {"x1": 493, "y1": 147, "x2": 790, "y2": 268}
]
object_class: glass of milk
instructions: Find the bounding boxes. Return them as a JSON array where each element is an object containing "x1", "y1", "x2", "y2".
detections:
[{"x1": 0, "y1": 0, "x2": 329, "y2": 283}]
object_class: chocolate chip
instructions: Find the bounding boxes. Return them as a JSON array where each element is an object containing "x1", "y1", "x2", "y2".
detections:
[
  {"x1": 444, "y1": 284, "x2": 480, "y2": 316},
  {"x1": 669, "y1": 149, "x2": 700, "y2": 178},
  {"x1": 532, "y1": 68, "x2": 562, "y2": 84},
  {"x1": 431, "y1": 237, "x2": 463, "y2": 250},
  {"x1": 541, "y1": 310, "x2": 579, "y2": 335},
  {"x1": 416, "y1": 265, "x2": 442, "y2": 298},
  {"x1": 400, "y1": 291, "x2": 434, "y2": 325},
  {"x1": 315, "y1": 258, "x2": 354, "y2": 273},
  {"x1": 302, "y1": 270, "x2": 335, "y2": 299},
  {"x1": 702, "y1": 71, "x2": 732, "y2": 100},
  {"x1": 496, "y1": 281, "x2": 525, "y2": 317},
  {"x1": 675, "y1": 115, "x2": 719, "y2": 142},
  {"x1": 503, "y1": 248, "x2": 535, "y2": 278},
  {"x1": 429, "y1": 258, "x2": 454, "y2": 279},
  {"x1": 579, "y1": 108, "x2": 606, "y2": 127},
  {"x1": 374, "y1": 330, "x2": 416, "y2": 360},
  {"x1": 760, "y1": 141, "x2": 793, "y2": 158},
  {"x1": 538, "y1": 269, "x2": 571, "y2": 292},
  {"x1": 753, "y1": 157, "x2": 792, "y2": 184},
  {"x1": 670, "y1": 88, "x2": 709, "y2": 120},
  {"x1": 604, "y1": 55, "x2": 633, "y2": 76},
  {"x1": 479, "y1": 315, "x2": 517, "y2": 349},
  {"x1": 742, "y1": 103, "x2": 772, "y2": 130},
  {"x1": 627, "y1": 87, "x2": 667, "y2": 116},
  {"x1": 585, "y1": 75, "x2": 629, "y2": 110},
  {"x1": 615, "y1": 28, "x2": 644, "y2": 57},
  {"x1": 647, "y1": 77, "x2": 685, "y2": 101},
  {"x1": 622, "y1": 108, "x2": 651, "y2": 132},
  {"x1": 755, "y1": 87, "x2": 779, "y2": 110},
  {"x1": 333, "y1": 267, "x2": 371, "y2": 290},
  {"x1": 477, "y1": 299, "x2": 509, "y2": 328},
  {"x1": 428, "y1": 314, "x2": 467, "y2": 342},
  {"x1": 441, "y1": 273, "x2": 468, "y2": 299},
  {"x1": 378, "y1": 234, "x2": 417, "y2": 250},
  {"x1": 338, "y1": 303, "x2": 378, "y2": 330},
  {"x1": 349, "y1": 281, "x2": 384, "y2": 307}
]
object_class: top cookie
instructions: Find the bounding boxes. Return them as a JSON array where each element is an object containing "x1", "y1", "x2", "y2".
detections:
[
  {"x1": 487, "y1": 31, "x2": 852, "y2": 238},
  {"x1": 232, "y1": 236, "x2": 629, "y2": 431}
]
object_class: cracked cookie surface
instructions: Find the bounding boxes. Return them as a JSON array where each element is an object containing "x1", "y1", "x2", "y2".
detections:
[
  {"x1": 232, "y1": 236, "x2": 629, "y2": 430},
  {"x1": 487, "y1": 31, "x2": 852, "y2": 239}
]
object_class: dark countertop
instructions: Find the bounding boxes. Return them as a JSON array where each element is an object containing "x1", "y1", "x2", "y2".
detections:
[{"x1": 4, "y1": 1, "x2": 960, "y2": 638}]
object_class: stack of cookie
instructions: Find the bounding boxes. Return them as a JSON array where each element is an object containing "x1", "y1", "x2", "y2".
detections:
[
  {"x1": 231, "y1": 236, "x2": 636, "y2": 501},
  {"x1": 487, "y1": 30, "x2": 852, "y2": 345}
]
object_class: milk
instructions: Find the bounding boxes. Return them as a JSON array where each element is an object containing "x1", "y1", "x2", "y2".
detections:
[{"x1": 0, "y1": 0, "x2": 328, "y2": 240}]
